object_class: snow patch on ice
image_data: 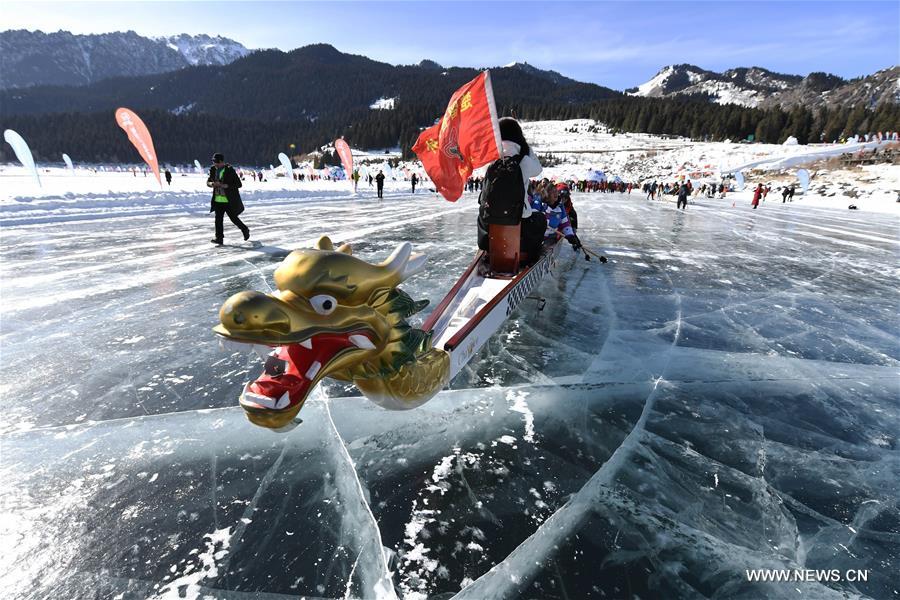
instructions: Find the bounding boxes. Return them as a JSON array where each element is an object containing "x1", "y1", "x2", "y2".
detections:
[
  {"x1": 150, "y1": 526, "x2": 231, "y2": 600},
  {"x1": 507, "y1": 390, "x2": 535, "y2": 443}
]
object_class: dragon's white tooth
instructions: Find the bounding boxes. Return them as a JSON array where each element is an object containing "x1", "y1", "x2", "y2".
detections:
[
  {"x1": 240, "y1": 390, "x2": 277, "y2": 410},
  {"x1": 349, "y1": 334, "x2": 375, "y2": 350},
  {"x1": 247, "y1": 393, "x2": 277, "y2": 409},
  {"x1": 305, "y1": 361, "x2": 322, "y2": 380},
  {"x1": 275, "y1": 391, "x2": 290, "y2": 409},
  {"x1": 299, "y1": 339, "x2": 313, "y2": 350}
]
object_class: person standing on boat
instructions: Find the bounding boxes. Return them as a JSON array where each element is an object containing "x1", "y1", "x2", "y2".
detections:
[{"x1": 477, "y1": 118, "x2": 546, "y2": 259}]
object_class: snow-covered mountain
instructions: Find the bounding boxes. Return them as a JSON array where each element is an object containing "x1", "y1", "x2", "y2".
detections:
[
  {"x1": 0, "y1": 29, "x2": 251, "y2": 89},
  {"x1": 628, "y1": 64, "x2": 801, "y2": 107},
  {"x1": 628, "y1": 63, "x2": 899, "y2": 109},
  {"x1": 157, "y1": 33, "x2": 250, "y2": 67}
]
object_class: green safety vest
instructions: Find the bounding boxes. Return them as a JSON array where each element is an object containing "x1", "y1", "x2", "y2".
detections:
[{"x1": 213, "y1": 167, "x2": 228, "y2": 203}]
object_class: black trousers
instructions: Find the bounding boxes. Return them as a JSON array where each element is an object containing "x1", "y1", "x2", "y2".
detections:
[
  {"x1": 677, "y1": 197, "x2": 687, "y2": 209},
  {"x1": 214, "y1": 204, "x2": 248, "y2": 240},
  {"x1": 377, "y1": 185, "x2": 384, "y2": 198}
]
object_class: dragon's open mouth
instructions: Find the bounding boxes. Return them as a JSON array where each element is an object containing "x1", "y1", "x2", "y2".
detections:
[{"x1": 224, "y1": 330, "x2": 376, "y2": 425}]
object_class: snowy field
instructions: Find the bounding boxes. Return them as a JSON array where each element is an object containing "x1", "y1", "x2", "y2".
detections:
[
  {"x1": 1, "y1": 161, "x2": 898, "y2": 600},
  {"x1": 3, "y1": 118, "x2": 899, "y2": 215}
]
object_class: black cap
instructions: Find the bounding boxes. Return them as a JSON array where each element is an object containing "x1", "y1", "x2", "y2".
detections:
[
  {"x1": 498, "y1": 117, "x2": 526, "y2": 146},
  {"x1": 212, "y1": 153, "x2": 225, "y2": 163}
]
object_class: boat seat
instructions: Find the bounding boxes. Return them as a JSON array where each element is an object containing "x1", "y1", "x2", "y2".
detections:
[{"x1": 488, "y1": 223, "x2": 520, "y2": 274}]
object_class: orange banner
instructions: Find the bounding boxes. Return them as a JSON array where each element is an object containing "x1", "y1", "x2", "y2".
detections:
[
  {"x1": 412, "y1": 71, "x2": 501, "y2": 202},
  {"x1": 115, "y1": 107, "x2": 161, "y2": 185}
]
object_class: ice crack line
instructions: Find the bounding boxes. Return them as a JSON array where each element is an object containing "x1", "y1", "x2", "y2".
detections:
[
  {"x1": 323, "y1": 394, "x2": 398, "y2": 600},
  {"x1": 453, "y1": 272, "x2": 684, "y2": 600},
  {"x1": 219, "y1": 437, "x2": 290, "y2": 582}
]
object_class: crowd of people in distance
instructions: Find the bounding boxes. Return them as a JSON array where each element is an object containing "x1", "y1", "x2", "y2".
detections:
[
  {"x1": 468, "y1": 175, "x2": 638, "y2": 195},
  {"x1": 571, "y1": 179, "x2": 635, "y2": 193}
]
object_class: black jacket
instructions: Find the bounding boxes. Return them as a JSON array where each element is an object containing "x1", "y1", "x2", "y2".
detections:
[{"x1": 208, "y1": 164, "x2": 244, "y2": 214}]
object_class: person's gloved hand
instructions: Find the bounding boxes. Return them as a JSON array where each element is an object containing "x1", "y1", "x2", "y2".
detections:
[
  {"x1": 566, "y1": 234, "x2": 582, "y2": 251},
  {"x1": 599, "y1": 255, "x2": 608, "y2": 263}
]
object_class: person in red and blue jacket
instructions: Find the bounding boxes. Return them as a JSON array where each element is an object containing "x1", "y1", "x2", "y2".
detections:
[{"x1": 530, "y1": 183, "x2": 581, "y2": 250}]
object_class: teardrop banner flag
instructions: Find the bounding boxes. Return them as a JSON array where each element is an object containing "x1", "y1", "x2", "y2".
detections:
[
  {"x1": 412, "y1": 70, "x2": 501, "y2": 202},
  {"x1": 194, "y1": 159, "x2": 202, "y2": 172},
  {"x1": 334, "y1": 139, "x2": 354, "y2": 186},
  {"x1": 3, "y1": 129, "x2": 41, "y2": 187},
  {"x1": 62, "y1": 153, "x2": 74, "y2": 173},
  {"x1": 796, "y1": 169, "x2": 810, "y2": 194},
  {"x1": 115, "y1": 108, "x2": 160, "y2": 186},
  {"x1": 277, "y1": 152, "x2": 293, "y2": 180},
  {"x1": 734, "y1": 171, "x2": 745, "y2": 191}
]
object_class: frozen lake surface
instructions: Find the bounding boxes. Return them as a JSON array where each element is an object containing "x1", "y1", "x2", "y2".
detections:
[{"x1": 2, "y1": 187, "x2": 898, "y2": 599}]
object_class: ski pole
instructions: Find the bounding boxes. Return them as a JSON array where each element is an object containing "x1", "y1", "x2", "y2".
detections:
[{"x1": 582, "y1": 246, "x2": 608, "y2": 263}]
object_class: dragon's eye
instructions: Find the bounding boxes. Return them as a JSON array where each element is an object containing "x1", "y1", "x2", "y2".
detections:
[{"x1": 309, "y1": 294, "x2": 337, "y2": 315}]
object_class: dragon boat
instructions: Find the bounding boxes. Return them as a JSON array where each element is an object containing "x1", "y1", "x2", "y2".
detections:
[{"x1": 214, "y1": 227, "x2": 561, "y2": 431}]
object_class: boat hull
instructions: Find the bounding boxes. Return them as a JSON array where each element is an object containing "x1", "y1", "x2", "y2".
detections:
[{"x1": 425, "y1": 241, "x2": 562, "y2": 379}]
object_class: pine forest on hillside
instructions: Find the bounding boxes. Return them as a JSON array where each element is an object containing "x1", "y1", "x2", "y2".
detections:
[{"x1": 1, "y1": 94, "x2": 897, "y2": 166}]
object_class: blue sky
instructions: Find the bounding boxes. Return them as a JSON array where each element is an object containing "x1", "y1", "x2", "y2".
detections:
[{"x1": 5, "y1": 1, "x2": 898, "y2": 90}]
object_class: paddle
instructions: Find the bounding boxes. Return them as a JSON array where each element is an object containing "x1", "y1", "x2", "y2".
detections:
[{"x1": 581, "y1": 245, "x2": 608, "y2": 263}]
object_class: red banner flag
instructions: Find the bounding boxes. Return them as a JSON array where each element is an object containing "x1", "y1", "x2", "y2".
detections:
[
  {"x1": 334, "y1": 138, "x2": 354, "y2": 181},
  {"x1": 115, "y1": 107, "x2": 161, "y2": 186},
  {"x1": 412, "y1": 71, "x2": 501, "y2": 202}
]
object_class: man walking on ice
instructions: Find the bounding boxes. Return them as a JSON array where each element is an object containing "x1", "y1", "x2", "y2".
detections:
[{"x1": 208, "y1": 153, "x2": 250, "y2": 245}]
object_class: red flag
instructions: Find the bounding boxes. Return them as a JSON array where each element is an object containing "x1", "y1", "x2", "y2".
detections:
[
  {"x1": 412, "y1": 71, "x2": 501, "y2": 202},
  {"x1": 115, "y1": 108, "x2": 161, "y2": 186},
  {"x1": 334, "y1": 138, "x2": 354, "y2": 181}
]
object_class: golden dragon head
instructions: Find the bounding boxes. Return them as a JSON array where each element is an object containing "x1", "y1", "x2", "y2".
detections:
[{"x1": 214, "y1": 236, "x2": 431, "y2": 431}]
